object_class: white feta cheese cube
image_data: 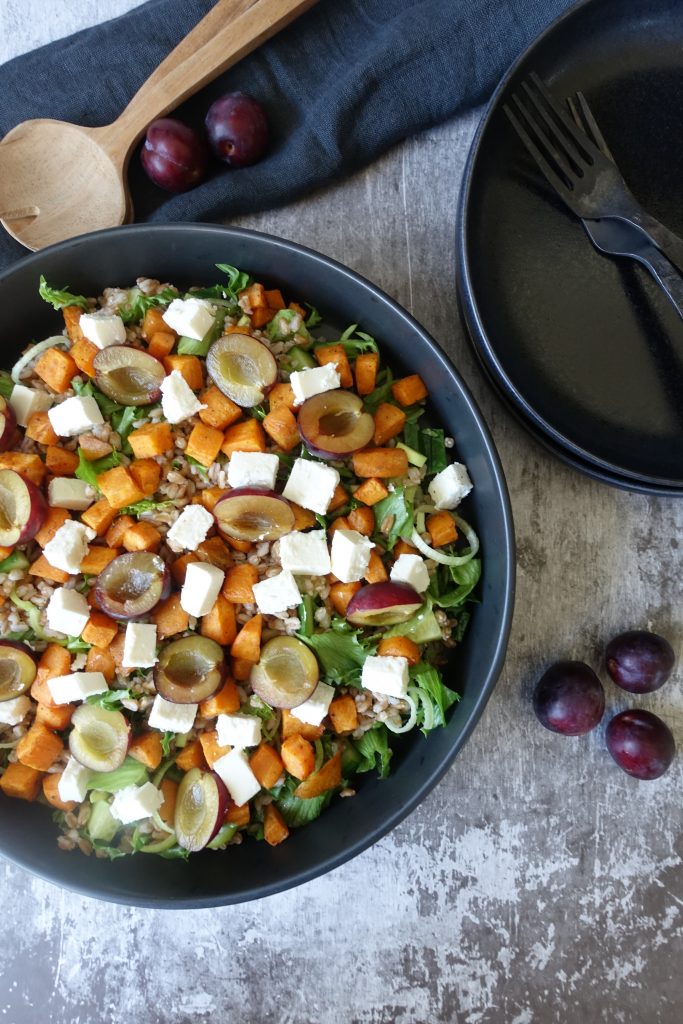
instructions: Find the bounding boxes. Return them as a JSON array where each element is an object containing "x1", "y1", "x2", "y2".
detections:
[
  {"x1": 79, "y1": 311, "x2": 126, "y2": 349},
  {"x1": 122, "y1": 623, "x2": 158, "y2": 669},
  {"x1": 58, "y1": 756, "x2": 92, "y2": 803},
  {"x1": 290, "y1": 364, "x2": 341, "y2": 405},
  {"x1": 48, "y1": 478, "x2": 94, "y2": 511},
  {"x1": 282, "y1": 457, "x2": 340, "y2": 515},
  {"x1": 330, "y1": 528, "x2": 374, "y2": 583},
  {"x1": 162, "y1": 297, "x2": 216, "y2": 341},
  {"x1": 428, "y1": 462, "x2": 473, "y2": 510},
  {"x1": 166, "y1": 504, "x2": 214, "y2": 553},
  {"x1": 252, "y1": 570, "x2": 301, "y2": 615},
  {"x1": 47, "y1": 671, "x2": 109, "y2": 705},
  {"x1": 361, "y1": 655, "x2": 409, "y2": 698},
  {"x1": 212, "y1": 748, "x2": 261, "y2": 806},
  {"x1": 278, "y1": 529, "x2": 331, "y2": 576},
  {"x1": 290, "y1": 681, "x2": 335, "y2": 727},
  {"x1": 48, "y1": 396, "x2": 103, "y2": 437},
  {"x1": 46, "y1": 587, "x2": 90, "y2": 638},
  {"x1": 9, "y1": 384, "x2": 52, "y2": 427},
  {"x1": 0, "y1": 694, "x2": 31, "y2": 726},
  {"x1": 216, "y1": 713, "x2": 262, "y2": 749},
  {"x1": 160, "y1": 370, "x2": 206, "y2": 424},
  {"x1": 227, "y1": 451, "x2": 279, "y2": 490},
  {"x1": 180, "y1": 562, "x2": 224, "y2": 617},
  {"x1": 110, "y1": 782, "x2": 163, "y2": 824},
  {"x1": 43, "y1": 520, "x2": 96, "y2": 575},
  {"x1": 390, "y1": 553, "x2": 430, "y2": 593},
  {"x1": 148, "y1": 694, "x2": 197, "y2": 733}
]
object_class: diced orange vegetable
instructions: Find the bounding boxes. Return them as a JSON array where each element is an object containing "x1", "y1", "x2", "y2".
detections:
[
  {"x1": 328, "y1": 516, "x2": 350, "y2": 536},
  {"x1": 347, "y1": 506, "x2": 375, "y2": 535},
  {"x1": 231, "y1": 657, "x2": 254, "y2": 681},
  {"x1": 25, "y1": 411, "x2": 58, "y2": 446},
  {"x1": 152, "y1": 593, "x2": 190, "y2": 638},
  {"x1": 280, "y1": 734, "x2": 315, "y2": 781},
  {"x1": 129, "y1": 732, "x2": 164, "y2": 770},
  {"x1": 86, "y1": 646, "x2": 117, "y2": 683},
  {"x1": 198, "y1": 386, "x2": 242, "y2": 430},
  {"x1": 147, "y1": 330, "x2": 176, "y2": 360},
  {"x1": 96, "y1": 465, "x2": 145, "y2": 510},
  {"x1": 294, "y1": 750, "x2": 342, "y2": 798},
  {"x1": 264, "y1": 288, "x2": 285, "y2": 310},
  {"x1": 142, "y1": 307, "x2": 174, "y2": 340},
  {"x1": 352, "y1": 477, "x2": 389, "y2": 506},
  {"x1": 122, "y1": 521, "x2": 162, "y2": 552},
  {"x1": 29, "y1": 554, "x2": 69, "y2": 584},
  {"x1": 35, "y1": 506, "x2": 71, "y2": 547},
  {"x1": 0, "y1": 546, "x2": 10, "y2": 561},
  {"x1": 163, "y1": 354, "x2": 203, "y2": 390},
  {"x1": 129, "y1": 458, "x2": 162, "y2": 496},
  {"x1": 263, "y1": 406, "x2": 300, "y2": 451},
  {"x1": 82, "y1": 610, "x2": 119, "y2": 648},
  {"x1": 158, "y1": 778, "x2": 178, "y2": 826},
  {"x1": 78, "y1": 433, "x2": 113, "y2": 461},
  {"x1": 377, "y1": 635, "x2": 421, "y2": 665},
  {"x1": 364, "y1": 549, "x2": 388, "y2": 583},
  {"x1": 70, "y1": 336, "x2": 99, "y2": 377},
  {"x1": 328, "y1": 483, "x2": 348, "y2": 512},
  {"x1": 221, "y1": 418, "x2": 267, "y2": 457},
  {"x1": 45, "y1": 445, "x2": 79, "y2": 476},
  {"x1": 32, "y1": 644, "x2": 71, "y2": 708},
  {"x1": 290, "y1": 502, "x2": 316, "y2": 531},
  {"x1": 268, "y1": 382, "x2": 296, "y2": 411},
  {"x1": 62, "y1": 305, "x2": 84, "y2": 343},
  {"x1": 289, "y1": 301, "x2": 307, "y2": 318},
  {"x1": 230, "y1": 614, "x2": 263, "y2": 662},
  {"x1": 197, "y1": 536, "x2": 233, "y2": 572},
  {"x1": 263, "y1": 802, "x2": 289, "y2": 846},
  {"x1": 33, "y1": 347, "x2": 78, "y2": 394},
  {"x1": 201, "y1": 594, "x2": 237, "y2": 646},
  {"x1": 394, "y1": 538, "x2": 418, "y2": 557},
  {"x1": 80, "y1": 499, "x2": 116, "y2": 537},
  {"x1": 128, "y1": 421, "x2": 173, "y2": 459},
  {"x1": 222, "y1": 563, "x2": 258, "y2": 603},
  {"x1": 170, "y1": 552, "x2": 199, "y2": 586},
  {"x1": 198, "y1": 730, "x2": 231, "y2": 767},
  {"x1": 16, "y1": 722, "x2": 63, "y2": 771},
  {"x1": 281, "y1": 709, "x2": 324, "y2": 741},
  {"x1": 185, "y1": 422, "x2": 224, "y2": 466},
  {"x1": 225, "y1": 799, "x2": 250, "y2": 824},
  {"x1": 42, "y1": 772, "x2": 76, "y2": 811},
  {"x1": 249, "y1": 742, "x2": 284, "y2": 789},
  {"x1": 314, "y1": 344, "x2": 353, "y2": 387},
  {"x1": 199, "y1": 679, "x2": 241, "y2": 718},
  {"x1": 0, "y1": 453, "x2": 45, "y2": 485},
  {"x1": 0, "y1": 762, "x2": 43, "y2": 801},
  {"x1": 373, "y1": 402, "x2": 406, "y2": 445},
  {"x1": 354, "y1": 352, "x2": 379, "y2": 395},
  {"x1": 251, "y1": 307, "x2": 277, "y2": 328},
  {"x1": 79, "y1": 545, "x2": 120, "y2": 575},
  {"x1": 225, "y1": 536, "x2": 253, "y2": 554},
  {"x1": 36, "y1": 702, "x2": 75, "y2": 731},
  {"x1": 243, "y1": 282, "x2": 267, "y2": 309},
  {"x1": 329, "y1": 581, "x2": 362, "y2": 616},
  {"x1": 426, "y1": 510, "x2": 458, "y2": 547},
  {"x1": 193, "y1": 486, "x2": 226, "y2": 513},
  {"x1": 105, "y1": 514, "x2": 135, "y2": 548},
  {"x1": 391, "y1": 373, "x2": 427, "y2": 406},
  {"x1": 109, "y1": 632, "x2": 133, "y2": 677},
  {"x1": 352, "y1": 447, "x2": 408, "y2": 478},
  {"x1": 175, "y1": 739, "x2": 208, "y2": 772},
  {"x1": 328, "y1": 695, "x2": 359, "y2": 734}
]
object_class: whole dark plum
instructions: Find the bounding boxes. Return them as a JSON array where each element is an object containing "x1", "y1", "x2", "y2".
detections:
[
  {"x1": 605, "y1": 630, "x2": 675, "y2": 693},
  {"x1": 141, "y1": 118, "x2": 209, "y2": 193},
  {"x1": 606, "y1": 710, "x2": 675, "y2": 780},
  {"x1": 533, "y1": 660, "x2": 605, "y2": 736},
  {"x1": 205, "y1": 92, "x2": 269, "y2": 168}
]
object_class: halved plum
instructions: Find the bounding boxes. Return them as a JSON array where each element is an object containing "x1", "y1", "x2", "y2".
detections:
[
  {"x1": 93, "y1": 345, "x2": 165, "y2": 406},
  {"x1": 298, "y1": 389, "x2": 374, "y2": 459},
  {"x1": 175, "y1": 768, "x2": 229, "y2": 852},
  {"x1": 0, "y1": 641, "x2": 37, "y2": 702},
  {"x1": 214, "y1": 487, "x2": 295, "y2": 542},
  {"x1": 251, "y1": 636, "x2": 319, "y2": 709},
  {"x1": 154, "y1": 636, "x2": 225, "y2": 705},
  {"x1": 69, "y1": 704, "x2": 130, "y2": 772},
  {"x1": 0, "y1": 469, "x2": 47, "y2": 547},
  {"x1": 206, "y1": 333, "x2": 277, "y2": 407},
  {"x1": 0, "y1": 396, "x2": 17, "y2": 452},
  {"x1": 346, "y1": 581, "x2": 423, "y2": 627},
  {"x1": 95, "y1": 552, "x2": 170, "y2": 620}
]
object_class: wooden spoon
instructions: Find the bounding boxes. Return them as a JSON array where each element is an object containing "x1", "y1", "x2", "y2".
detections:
[{"x1": 0, "y1": 0, "x2": 317, "y2": 251}]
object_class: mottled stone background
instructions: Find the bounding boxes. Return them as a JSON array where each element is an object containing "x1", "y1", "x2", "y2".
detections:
[{"x1": 1, "y1": 2, "x2": 681, "y2": 1021}]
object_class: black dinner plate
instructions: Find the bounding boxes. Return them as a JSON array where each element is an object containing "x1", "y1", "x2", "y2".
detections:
[{"x1": 457, "y1": 0, "x2": 683, "y2": 490}]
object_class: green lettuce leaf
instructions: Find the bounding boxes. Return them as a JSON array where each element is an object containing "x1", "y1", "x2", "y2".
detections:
[
  {"x1": 354, "y1": 724, "x2": 392, "y2": 779},
  {"x1": 119, "y1": 498, "x2": 173, "y2": 517},
  {"x1": 0, "y1": 551, "x2": 29, "y2": 573},
  {"x1": 86, "y1": 757, "x2": 149, "y2": 793},
  {"x1": 0, "y1": 371, "x2": 14, "y2": 399},
  {"x1": 86, "y1": 688, "x2": 133, "y2": 711},
  {"x1": 38, "y1": 275, "x2": 89, "y2": 311},
  {"x1": 275, "y1": 782, "x2": 334, "y2": 827},
  {"x1": 298, "y1": 617, "x2": 377, "y2": 686},
  {"x1": 429, "y1": 559, "x2": 481, "y2": 609},
  {"x1": 266, "y1": 308, "x2": 312, "y2": 344},
  {"x1": 118, "y1": 286, "x2": 177, "y2": 325},
  {"x1": 373, "y1": 486, "x2": 415, "y2": 549},
  {"x1": 410, "y1": 663, "x2": 459, "y2": 733},
  {"x1": 75, "y1": 448, "x2": 124, "y2": 489}
]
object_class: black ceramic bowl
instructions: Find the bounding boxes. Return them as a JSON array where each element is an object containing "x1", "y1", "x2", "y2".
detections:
[{"x1": 0, "y1": 224, "x2": 514, "y2": 907}]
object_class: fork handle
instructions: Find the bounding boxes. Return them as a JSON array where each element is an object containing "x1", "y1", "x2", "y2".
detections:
[
  {"x1": 613, "y1": 210, "x2": 683, "y2": 279},
  {"x1": 631, "y1": 241, "x2": 683, "y2": 321}
]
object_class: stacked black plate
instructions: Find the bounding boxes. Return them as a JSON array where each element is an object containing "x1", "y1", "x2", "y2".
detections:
[{"x1": 457, "y1": 0, "x2": 683, "y2": 496}]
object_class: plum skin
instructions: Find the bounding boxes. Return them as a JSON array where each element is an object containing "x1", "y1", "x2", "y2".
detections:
[
  {"x1": 141, "y1": 118, "x2": 209, "y2": 193},
  {"x1": 606, "y1": 709, "x2": 675, "y2": 780},
  {"x1": 205, "y1": 92, "x2": 269, "y2": 168},
  {"x1": 533, "y1": 660, "x2": 605, "y2": 735},
  {"x1": 605, "y1": 630, "x2": 675, "y2": 693}
]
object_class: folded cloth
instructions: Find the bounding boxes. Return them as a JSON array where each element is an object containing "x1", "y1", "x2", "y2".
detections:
[{"x1": 0, "y1": 0, "x2": 576, "y2": 269}]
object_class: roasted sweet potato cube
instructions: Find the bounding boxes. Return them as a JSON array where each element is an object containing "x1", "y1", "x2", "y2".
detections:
[
  {"x1": 34, "y1": 347, "x2": 78, "y2": 394},
  {"x1": 293, "y1": 750, "x2": 342, "y2": 799},
  {"x1": 328, "y1": 483, "x2": 348, "y2": 512},
  {"x1": 152, "y1": 593, "x2": 190, "y2": 638},
  {"x1": 251, "y1": 307, "x2": 277, "y2": 328},
  {"x1": 352, "y1": 477, "x2": 389, "y2": 506},
  {"x1": 249, "y1": 742, "x2": 284, "y2": 789},
  {"x1": 194, "y1": 486, "x2": 225, "y2": 513},
  {"x1": 122, "y1": 521, "x2": 162, "y2": 552},
  {"x1": 198, "y1": 730, "x2": 231, "y2": 768},
  {"x1": 147, "y1": 331, "x2": 176, "y2": 360},
  {"x1": 315, "y1": 344, "x2": 353, "y2": 388},
  {"x1": 426, "y1": 510, "x2": 458, "y2": 547},
  {"x1": 373, "y1": 402, "x2": 406, "y2": 445},
  {"x1": 81, "y1": 499, "x2": 117, "y2": 537},
  {"x1": 264, "y1": 288, "x2": 285, "y2": 310},
  {"x1": 230, "y1": 615, "x2": 262, "y2": 662},
  {"x1": 175, "y1": 739, "x2": 208, "y2": 772},
  {"x1": 263, "y1": 802, "x2": 289, "y2": 846},
  {"x1": 391, "y1": 373, "x2": 427, "y2": 406},
  {"x1": 105, "y1": 514, "x2": 135, "y2": 548},
  {"x1": 185, "y1": 422, "x2": 224, "y2": 466},
  {"x1": 268, "y1": 382, "x2": 297, "y2": 412},
  {"x1": 263, "y1": 406, "x2": 300, "y2": 451},
  {"x1": 79, "y1": 545, "x2": 120, "y2": 575},
  {"x1": 347, "y1": 506, "x2": 375, "y2": 536},
  {"x1": 96, "y1": 466, "x2": 145, "y2": 509},
  {"x1": 290, "y1": 502, "x2": 317, "y2": 531},
  {"x1": 129, "y1": 732, "x2": 163, "y2": 770},
  {"x1": 0, "y1": 453, "x2": 45, "y2": 486},
  {"x1": 45, "y1": 445, "x2": 79, "y2": 476},
  {"x1": 163, "y1": 354, "x2": 203, "y2": 390},
  {"x1": 197, "y1": 536, "x2": 233, "y2": 571},
  {"x1": 42, "y1": 772, "x2": 76, "y2": 812},
  {"x1": 198, "y1": 386, "x2": 242, "y2": 430},
  {"x1": 29, "y1": 554, "x2": 70, "y2": 584},
  {"x1": 200, "y1": 595, "x2": 237, "y2": 646},
  {"x1": 127, "y1": 421, "x2": 173, "y2": 459},
  {"x1": 352, "y1": 448, "x2": 408, "y2": 479},
  {"x1": 354, "y1": 352, "x2": 379, "y2": 395},
  {"x1": 198, "y1": 680, "x2": 240, "y2": 718},
  {"x1": 221, "y1": 564, "x2": 258, "y2": 603},
  {"x1": 82, "y1": 610, "x2": 119, "y2": 648},
  {"x1": 328, "y1": 695, "x2": 359, "y2": 734},
  {"x1": 221, "y1": 418, "x2": 266, "y2": 457},
  {"x1": 231, "y1": 657, "x2": 254, "y2": 681},
  {"x1": 280, "y1": 734, "x2": 315, "y2": 781},
  {"x1": 86, "y1": 646, "x2": 117, "y2": 683},
  {"x1": 25, "y1": 411, "x2": 58, "y2": 446},
  {"x1": 364, "y1": 549, "x2": 388, "y2": 583},
  {"x1": 16, "y1": 722, "x2": 63, "y2": 772},
  {"x1": 36, "y1": 702, "x2": 75, "y2": 731},
  {"x1": 62, "y1": 305, "x2": 84, "y2": 343},
  {"x1": 329, "y1": 581, "x2": 362, "y2": 617},
  {"x1": 143, "y1": 307, "x2": 174, "y2": 340},
  {"x1": 281, "y1": 709, "x2": 324, "y2": 741},
  {"x1": 170, "y1": 552, "x2": 199, "y2": 585},
  {"x1": 158, "y1": 778, "x2": 178, "y2": 826},
  {"x1": 0, "y1": 762, "x2": 43, "y2": 801},
  {"x1": 70, "y1": 336, "x2": 98, "y2": 377},
  {"x1": 35, "y1": 507, "x2": 71, "y2": 547},
  {"x1": 129, "y1": 458, "x2": 162, "y2": 496}
]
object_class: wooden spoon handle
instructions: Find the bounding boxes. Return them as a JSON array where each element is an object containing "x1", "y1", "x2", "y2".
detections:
[{"x1": 102, "y1": 0, "x2": 318, "y2": 160}]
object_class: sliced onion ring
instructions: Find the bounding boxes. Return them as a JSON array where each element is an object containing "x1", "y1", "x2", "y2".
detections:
[{"x1": 411, "y1": 506, "x2": 479, "y2": 566}]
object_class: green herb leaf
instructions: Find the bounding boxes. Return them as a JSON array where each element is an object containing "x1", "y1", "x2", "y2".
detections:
[
  {"x1": 275, "y1": 781, "x2": 333, "y2": 827},
  {"x1": 75, "y1": 448, "x2": 124, "y2": 489},
  {"x1": 305, "y1": 304, "x2": 323, "y2": 328},
  {"x1": 363, "y1": 368, "x2": 394, "y2": 413},
  {"x1": 410, "y1": 663, "x2": 459, "y2": 733},
  {"x1": 330, "y1": 324, "x2": 379, "y2": 356},
  {"x1": 430, "y1": 559, "x2": 481, "y2": 609},
  {"x1": 297, "y1": 595, "x2": 317, "y2": 639},
  {"x1": 119, "y1": 498, "x2": 173, "y2": 517},
  {"x1": 0, "y1": 551, "x2": 29, "y2": 573},
  {"x1": 38, "y1": 275, "x2": 89, "y2": 311},
  {"x1": 86, "y1": 688, "x2": 133, "y2": 711},
  {"x1": 354, "y1": 725, "x2": 392, "y2": 779},
  {"x1": 86, "y1": 756, "x2": 149, "y2": 793},
  {"x1": 373, "y1": 486, "x2": 415, "y2": 550},
  {"x1": 266, "y1": 309, "x2": 312, "y2": 345},
  {"x1": 298, "y1": 617, "x2": 376, "y2": 686},
  {"x1": 452, "y1": 610, "x2": 471, "y2": 644},
  {"x1": 402, "y1": 423, "x2": 447, "y2": 475},
  {"x1": 160, "y1": 731, "x2": 174, "y2": 757},
  {"x1": 0, "y1": 371, "x2": 14, "y2": 399},
  {"x1": 118, "y1": 286, "x2": 178, "y2": 325},
  {"x1": 186, "y1": 454, "x2": 209, "y2": 477},
  {"x1": 65, "y1": 636, "x2": 92, "y2": 653}
]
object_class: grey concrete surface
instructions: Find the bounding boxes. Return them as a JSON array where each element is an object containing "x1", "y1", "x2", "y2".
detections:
[{"x1": 1, "y1": 3, "x2": 682, "y2": 1022}]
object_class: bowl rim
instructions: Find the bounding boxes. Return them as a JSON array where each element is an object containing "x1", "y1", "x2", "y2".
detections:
[{"x1": 0, "y1": 222, "x2": 515, "y2": 906}]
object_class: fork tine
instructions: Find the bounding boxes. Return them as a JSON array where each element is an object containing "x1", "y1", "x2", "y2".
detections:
[
  {"x1": 503, "y1": 103, "x2": 573, "y2": 204},
  {"x1": 519, "y1": 81, "x2": 585, "y2": 175},
  {"x1": 529, "y1": 72, "x2": 601, "y2": 161},
  {"x1": 574, "y1": 91, "x2": 617, "y2": 163}
]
